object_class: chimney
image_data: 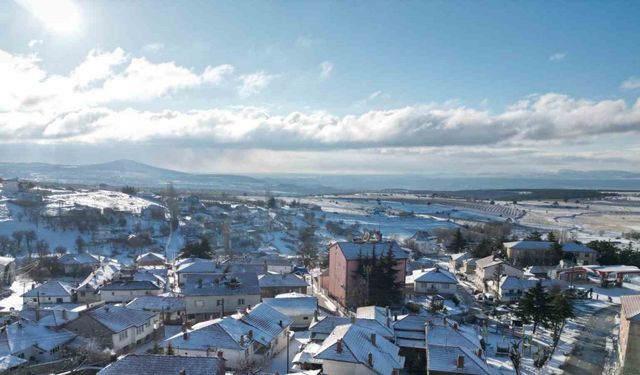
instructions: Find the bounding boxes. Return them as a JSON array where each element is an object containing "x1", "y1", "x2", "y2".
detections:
[
  {"x1": 240, "y1": 335, "x2": 245, "y2": 346},
  {"x1": 477, "y1": 349, "x2": 483, "y2": 358},
  {"x1": 182, "y1": 331, "x2": 188, "y2": 340},
  {"x1": 367, "y1": 352, "x2": 373, "y2": 366},
  {"x1": 350, "y1": 315, "x2": 356, "y2": 324},
  {"x1": 394, "y1": 313, "x2": 398, "y2": 322},
  {"x1": 182, "y1": 323, "x2": 187, "y2": 332},
  {"x1": 179, "y1": 369, "x2": 186, "y2": 375},
  {"x1": 336, "y1": 339, "x2": 343, "y2": 353},
  {"x1": 278, "y1": 320, "x2": 283, "y2": 327},
  {"x1": 443, "y1": 317, "x2": 447, "y2": 326},
  {"x1": 104, "y1": 306, "x2": 110, "y2": 312},
  {"x1": 370, "y1": 333, "x2": 376, "y2": 346},
  {"x1": 248, "y1": 330, "x2": 253, "y2": 340},
  {"x1": 453, "y1": 323, "x2": 459, "y2": 330},
  {"x1": 217, "y1": 350, "x2": 224, "y2": 359},
  {"x1": 456, "y1": 355, "x2": 465, "y2": 369},
  {"x1": 313, "y1": 309, "x2": 319, "y2": 321},
  {"x1": 62, "y1": 309, "x2": 68, "y2": 320},
  {"x1": 35, "y1": 307, "x2": 40, "y2": 321}
]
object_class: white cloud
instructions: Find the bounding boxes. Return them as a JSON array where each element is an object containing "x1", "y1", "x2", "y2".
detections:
[
  {"x1": 549, "y1": 52, "x2": 566, "y2": 62},
  {"x1": 319, "y1": 61, "x2": 333, "y2": 80},
  {"x1": 142, "y1": 42, "x2": 164, "y2": 53},
  {"x1": 621, "y1": 76, "x2": 640, "y2": 91},
  {"x1": 295, "y1": 36, "x2": 322, "y2": 48},
  {"x1": 27, "y1": 39, "x2": 42, "y2": 48},
  {"x1": 238, "y1": 71, "x2": 280, "y2": 97}
]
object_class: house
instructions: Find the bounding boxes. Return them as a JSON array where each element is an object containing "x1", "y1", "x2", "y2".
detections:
[
  {"x1": 182, "y1": 273, "x2": 261, "y2": 321},
  {"x1": 407, "y1": 267, "x2": 458, "y2": 296},
  {"x1": 0, "y1": 320, "x2": 76, "y2": 363},
  {"x1": 58, "y1": 253, "x2": 101, "y2": 275},
  {"x1": 560, "y1": 242, "x2": 597, "y2": 265},
  {"x1": 262, "y1": 294, "x2": 318, "y2": 329},
  {"x1": 22, "y1": 281, "x2": 75, "y2": 306},
  {"x1": 97, "y1": 354, "x2": 225, "y2": 375},
  {"x1": 127, "y1": 295, "x2": 186, "y2": 324},
  {"x1": 133, "y1": 269, "x2": 168, "y2": 289},
  {"x1": 314, "y1": 323, "x2": 405, "y2": 375},
  {"x1": 19, "y1": 306, "x2": 80, "y2": 327},
  {"x1": 320, "y1": 239, "x2": 409, "y2": 308},
  {"x1": 309, "y1": 314, "x2": 394, "y2": 343},
  {"x1": 176, "y1": 259, "x2": 222, "y2": 284},
  {"x1": 135, "y1": 252, "x2": 166, "y2": 268},
  {"x1": 64, "y1": 305, "x2": 160, "y2": 353},
  {"x1": 258, "y1": 273, "x2": 308, "y2": 298},
  {"x1": 427, "y1": 345, "x2": 492, "y2": 375},
  {"x1": 0, "y1": 257, "x2": 15, "y2": 287},
  {"x1": 99, "y1": 280, "x2": 162, "y2": 303},
  {"x1": 497, "y1": 276, "x2": 568, "y2": 303},
  {"x1": 474, "y1": 255, "x2": 523, "y2": 290},
  {"x1": 619, "y1": 295, "x2": 640, "y2": 374},
  {"x1": 76, "y1": 263, "x2": 121, "y2": 304},
  {"x1": 449, "y1": 253, "x2": 472, "y2": 272},
  {"x1": 164, "y1": 303, "x2": 291, "y2": 370},
  {"x1": 0, "y1": 355, "x2": 27, "y2": 372},
  {"x1": 409, "y1": 231, "x2": 440, "y2": 255}
]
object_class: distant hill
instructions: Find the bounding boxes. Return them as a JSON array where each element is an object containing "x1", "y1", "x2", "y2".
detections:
[{"x1": 0, "y1": 160, "x2": 639, "y2": 194}]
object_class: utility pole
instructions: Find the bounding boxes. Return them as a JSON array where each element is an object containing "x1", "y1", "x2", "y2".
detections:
[{"x1": 286, "y1": 327, "x2": 290, "y2": 374}]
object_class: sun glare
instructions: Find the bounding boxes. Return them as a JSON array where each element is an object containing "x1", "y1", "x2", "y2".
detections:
[{"x1": 18, "y1": 0, "x2": 80, "y2": 34}]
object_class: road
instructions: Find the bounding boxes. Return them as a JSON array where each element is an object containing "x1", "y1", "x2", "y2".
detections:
[{"x1": 560, "y1": 305, "x2": 618, "y2": 375}]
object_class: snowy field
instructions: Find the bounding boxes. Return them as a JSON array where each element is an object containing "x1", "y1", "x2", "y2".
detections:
[{"x1": 45, "y1": 190, "x2": 161, "y2": 214}]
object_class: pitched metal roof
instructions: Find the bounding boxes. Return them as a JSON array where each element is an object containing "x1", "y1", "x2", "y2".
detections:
[
  {"x1": 181, "y1": 273, "x2": 260, "y2": 297},
  {"x1": 504, "y1": 241, "x2": 553, "y2": 250},
  {"x1": 99, "y1": 280, "x2": 160, "y2": 291},
  {"x1": 427, "y1": 345, "x2": 491, "y2": 374},
  {"x1": 262, "y1": 296, "x2": 317, "y2": 316},
  {"x1": 561, "y1": 242, "x2": 596, "y2": 253},
  {"x1": 89, "y1": 306, "x2": 156, "y2": 333},
  {"x1": 239, "y1": 303, "x2": 291, "y2": 341},
  {"x1": 164, "y1": 319, "x2": 243, "y2": 351},
  {"x1": 0, "y1": 321, "x2": 75, "y2": 354},
  {"x1": 314, "y1": 323, "x2": 404, "y2": 375},
  {"x1": 126, "y1": 296, "x2": 185, "y2": 313},
  {"x1": 310, "y1": 316, "x2": 394, "y2": 339},
  {"x1": 413, "y1": 268, "x2": 458, "y2": 284},
  {"x1": 22, "y1": 281, "x2": 74, "y2": 298},
  {"x1": 58, "y1": 253, "x2": 100, "y2": 265},
  {"x1": 258, "y1": 273, "x2": 308, "y2": 288},
  {"x1": 621, "y1": 295, "x2": 640, "y2": 321},
  {"x1": 334, "y1": 241, "x2": 409, "y2": 261},
  {"x1": 97, "y1": 354, "x2": 223, "y2": 375}
]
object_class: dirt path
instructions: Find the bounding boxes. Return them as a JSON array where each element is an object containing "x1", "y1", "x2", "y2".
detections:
[{"x1": 560, "y1": 306, "x2": 618, "y2": 375}]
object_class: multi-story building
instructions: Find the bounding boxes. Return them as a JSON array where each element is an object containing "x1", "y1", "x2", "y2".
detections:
[
  {"x1": 620, "y1": 295, "x2": 640, "y2": 374},
  {"x1": 320, "y1": 239, "x2": 409, "y2": 308}
]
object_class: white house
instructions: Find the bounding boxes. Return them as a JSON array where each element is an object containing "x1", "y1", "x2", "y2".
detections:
[
  {"x1": 0, "y1": 320, "x2": 76, "y2": 363},
  {"x1": 407, "y1": 267, "x2": 458, "y2": 296},
  {"x1": 262, "y1": 294, "x2": 318, "y2": 329},
  {"x1": 474, "y1": 255, "x2": 523, "y2": 290},
  {"x1": 164, "y1": 303, "x2": 292, "y2": 370},
  {"x1": 314, "y1": 323, "x2": 405, "y2": 375},
  {"x1": 127, "y1": 295, "x2": 186, "y2": 324},
  {"x1": 98, "y1": 280, "x2": 161, "y2": 303},
  {"x1": 22, "y1": 281, "x2": 75, "y2": 306}
]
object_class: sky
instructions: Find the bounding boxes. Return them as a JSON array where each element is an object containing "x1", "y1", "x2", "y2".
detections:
[{"x1": 0, "y1": 0, "x2": 639, "y2": 175}]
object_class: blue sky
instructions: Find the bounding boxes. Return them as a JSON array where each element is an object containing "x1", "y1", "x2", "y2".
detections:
[{"x1": 1, "y1": 0, "x2": 639, "y2": 175}]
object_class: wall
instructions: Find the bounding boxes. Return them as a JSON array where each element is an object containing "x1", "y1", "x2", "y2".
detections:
[
  {"x1": 322, "y1": 360, "x2": 377, "y2": 375},
  {"x1": 185, "y1": 294, "x2": 261, "y2": 321},
  {"x1": 100, "y1": 289, "x2": 161, "y2": 304},
  {"x1": 415, "y1": 281, "x2": 455, "y2": 295}
]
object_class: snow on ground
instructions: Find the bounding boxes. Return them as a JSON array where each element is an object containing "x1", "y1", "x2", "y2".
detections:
[
  {"x1": 0, "y1": 276, "x2": 34, "y2": 313},
  {"x1": 265, "y1": 330, "x2": 310, "y2": 374},
  {"x1": 45, "y1": 190, "x2": 160, "y2": 214}
]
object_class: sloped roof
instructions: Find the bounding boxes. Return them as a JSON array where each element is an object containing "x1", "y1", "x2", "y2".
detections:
[
  {"x1": 177, "y1": 260, "x2": 220, "y2": 274},
  {"x1": 561, "y1": 242, "x2": 596, "y2": 253},
  {"x1": 99, "y1": 280, "x2": 160, "y2": 291},
  {"x1": 314, "y1": 324, "x2": 404, "y2": 375},
  {"x1": 22, "y1": 281, "x2": 74, "y2": 298},
  {"x1": 97, "y1": 354, "x2": 223, "y2": 375},
  {"x1": 0, "y1": 321, "x2": 75, "y2": 354},
  {"x1": 334, "y1": 241, "x2": 409, "y2": 261},
  {"x1": 258, "y1": 273, "x2": 308, "y2": 288},
  {"x1": 239, "y1": 303, "x2": 291, "y2": 342},
  {"x1": 127, "y1": 296, "x2": 185, "y2": 313},
  {"x1": 621, "y1": 295, "x2": 640, "y2": 321},
  {"x1": 504, "y1": 241, "x2": 553, "y2": 250},
  {"x1": 135, "y1": 252, "x2": 166, "y2": 263},
  {"x1": 181, "y1": 273, "x2": 260, "y2": 297},
  {"x1": 428, "y1": 344, "x2": 491, "y2": 375},
  {"x1": 426, "y1": 324, "x2": 479, "y2": 351},
  {"x1": 58, "y1": 253, "x2": 100, "y2": 265},
  {"x1": 164, "y1": 319, "x2": 243, "y2": 351},
  {"x1": 263, "y1": 297, "x2": 317, "y2": 316},
  {"x1": 413, "y1": 268, "x2": 458, "y2": 284},
  {"x1": 19, "y1": 307, "x2": 79, "y2": 327},
  {"x1": 89, "y1": 306, "x2": 156, "y2": 333},
  {"x1": 310, "y1": 316, "x2": 394, "y2": 340},
  {"x1": 0, "y1": 257, "x2": 14, "y2": 267},
  {"x1": 0, "y1": 355, "x2": 27, "y2": 371}
]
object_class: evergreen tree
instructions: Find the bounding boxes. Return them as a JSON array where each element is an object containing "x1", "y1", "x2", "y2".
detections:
[
  {"x1": 587, "y1": 241, "x2": 619, "y2": 265},
  {"x1": 472, "y1": 238, "x2": 492, "y2": 258},
  {"x1": 525, "y1": 231, "x2": 543, "y2": 241},
  {"x1": 449, "y1": 229, "x2": 467, "y2": 253},
  {"x1": 514, "y1": 281, "x2": 550, "y2": 333},
  {"x1": 180, "y1": 237, "x2": 212, "y2": 259},
  {"x1": 165, "y1": 342, "x2": 175, "y2": 355},
  {"x1": 547, "y1": 287, "x2": 574, "y2": 343}
]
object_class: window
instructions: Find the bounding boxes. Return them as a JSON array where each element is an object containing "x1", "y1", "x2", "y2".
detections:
[
  {"x1": 56, "y1": 298, "x2": 63, "y2": 303},
  {"x1": 80, "y1": 291, "x2": 86, "y2": 297},
  {"x1": 303, "y1": 316, "x2": 309, "y2": 320},
  {"x1": 238, "y1": 298, "x2": 245, "y2": 305},
  {"x1": 136, "y1": 326, "x2": 144, "y2": 334},
  {"x1": 119, "y1": 331, "x2": 128, "y2": 340},
  {"x1": 32, "y1": 298, "x2": 37, "y2": 302},
  {"x1": 112, "y1": 292, "x2": 115, "y2": 296},
  {"x1": 216, "y1": 299, "x2": 223, "y2": 306},
  {"x1": 196, "y1": 300, "x2": 205, "y2": 307}
]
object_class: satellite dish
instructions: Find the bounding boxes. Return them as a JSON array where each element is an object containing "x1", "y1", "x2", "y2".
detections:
[{"x1": 363, "y1": 232, "x2": 370, "y2": 242}]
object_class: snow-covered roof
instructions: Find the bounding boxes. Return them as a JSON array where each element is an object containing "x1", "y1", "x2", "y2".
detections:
[
  {"x1": 449, "y1": 252, "x2": 471, "y2": 262},
  {"x1": 176, "y1": 260, "x2": 221, "y2": 274},
  {"x1": 262, "y1": 296, "x2": 317, "y2": 316},
  {"x1": 19, "y1": 307, "x2": 79, "y2": 327},
  {"x1": 99, "y1": 280, "x2": 160, "y2": 291},
  {"x1": 310, "y1": 316, "x2": 394, "y2": 340},
  {"x1": 412, "y1": 268, "x2": 457, "y2": 284},
  {"x1": 164, "y1": 319, "x2": 245, "y2": 351},
  {"x1": 0, "y1": 320, "x2": 76, "y2": 354},
  {"x1": 621, "y1": 295, "x2": 640, "y2": 321},
  {"x1": 427, "y1": 345, "x2": 491, "y2": 374},
  {"x1": 334, "y1": 241, "x2": 410, "y2": 261},
  {"x1": 127, "y1": 296, "x2": 185, "y2": 313},
  {"x1": 314, "y1": 324, "x2": 404, "y2": 375},
  {"x1": 181, "y1": 273, "x2": 260, "y2": 297},
  {"x1": 88, "y1": 306, "x2": 156, "y2": 333},
  {"x1": 97, "y1": 354, "x2": 223, "y2": 375},
  {"x1": 135, "y1": 252, "x2": 166, "y2": 263},
  {"x1": 22, "y1": 281, "x2": 74, "y2": 298},
  {"x1": 258, "y1": 273, "x2": 307, "y2": 288},
  {"x1": 0, "y1": 257, "x2": 14, "y2": 267},
  {"x1": 238, "y1": 303, "x2": 291, "y2": 342},
  {"x1": 504, "y1": 241, "x2": 553, "y2": 250},
  {"x1": 425, "y1": 323, "x2": 479, "y2": 351},
  {"x1": 0, "y1": 355, "x2": 27, "y2": 371},
  {"x1": 58, "y1": 253, "x2": 100, "y2": 265},
  {"x1": 77, "y1": 263, "x2": 120, "y2": 291}
]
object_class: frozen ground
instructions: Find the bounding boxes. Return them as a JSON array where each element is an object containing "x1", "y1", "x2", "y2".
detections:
[{"x1": 45, "y1": 190, "x2": 160, "y2": 214}]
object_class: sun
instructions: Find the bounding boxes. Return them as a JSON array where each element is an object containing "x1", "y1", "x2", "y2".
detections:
[{"x1": 17, "y1": 0, "x2": 81, "y2": 35}]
